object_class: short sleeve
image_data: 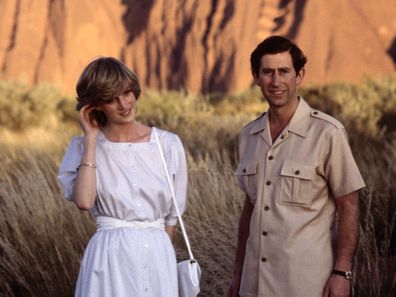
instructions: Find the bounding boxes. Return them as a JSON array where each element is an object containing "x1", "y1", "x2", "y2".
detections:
[
  {"x1": 325, "y1": 128, "x2": 366, "y2": 198},
  {"x1": 234, "y1": 131, "x2": 249, "y2": 196},
  {"x1": 57, "y1": 136, "x2": 84, "y2": 200},
  {"x1": 164, "y1": 133, "x2": 188, "y2": 226}
]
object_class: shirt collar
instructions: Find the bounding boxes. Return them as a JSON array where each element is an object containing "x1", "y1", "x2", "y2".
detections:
[{"x1": 248, "y1": 97, "x2": 311, "y2": 138}]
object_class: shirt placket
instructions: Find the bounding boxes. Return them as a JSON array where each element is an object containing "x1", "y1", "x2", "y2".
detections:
[
  {"x1": 128, "y1": 144, "x2": 143, "y2": 213},
  {"x1": 257, "y1": 131, "x2": 289, "y2": 295}
]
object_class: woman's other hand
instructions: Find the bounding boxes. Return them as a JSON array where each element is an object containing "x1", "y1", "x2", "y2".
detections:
[{"x1": 80, "y1": 105, "x2": 101, "y2": 138}]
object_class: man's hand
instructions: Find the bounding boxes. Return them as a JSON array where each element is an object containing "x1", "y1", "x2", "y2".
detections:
[
  {"x1": 226, "y1": 273, "x2": 242, "y2": 297},
  {"x1": 323, "y1": 274, "x2": 351, "y2": 297},
  {"x1": 227, "y1": 195, "x2": 253, "y2": 297}
]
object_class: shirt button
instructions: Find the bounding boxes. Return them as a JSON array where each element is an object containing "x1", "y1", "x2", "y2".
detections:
[
  {"x1": 243, "y1": 168, "x2": 247, "y2": 173},
  {"x1": 266, "y1": 181, "x2": 271, "y2": 186},
  {"x1": 280, "y1": 135, "x2": 285, "y2": 139},
  {"x1": 295, "y1": 170, "x2": 300, "y2": 175},
  {"x1": 262, "y1": 231, "x2": 268, "y2": 236},
  {"x1": 128, "y1": 144, "x2": 132, "y2": 147},
  {"x1": 313, "y1": 111, "x2": 318, "y2": 115},
  {"x1": 268, "y1": 156, "x2": 274, "y2": 160},
  {"x1": 264, "y1": 206, "x2": 270, "y2": 211},
  {"x1": 144, "y1": 244, "x2": 148, "y2": 248},
  {"x1": 261, "y1": 257, "x2": 267, "y2": 262}
]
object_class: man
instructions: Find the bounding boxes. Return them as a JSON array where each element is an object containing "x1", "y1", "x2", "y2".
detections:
[{"x1": 227, "y1": 36, "x2": 365, "y2": 297}]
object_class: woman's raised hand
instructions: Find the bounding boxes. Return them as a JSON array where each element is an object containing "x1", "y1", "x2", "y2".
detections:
[{"x1": 79, "y1": 105, "x2": 101, "y2": 139}]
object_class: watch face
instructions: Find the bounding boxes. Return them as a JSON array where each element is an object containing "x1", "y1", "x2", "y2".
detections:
[
  {"x1": 345, "y1": 271, "x2": 353, "y2": 280},
  {"x1": 333, "y1": 269, "x2": 353, "y2": 280}
]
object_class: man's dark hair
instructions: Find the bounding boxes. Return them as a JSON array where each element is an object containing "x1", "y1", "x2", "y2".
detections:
[{"x1": 250, "y1": 35, "x2": 307, "y2": 75}]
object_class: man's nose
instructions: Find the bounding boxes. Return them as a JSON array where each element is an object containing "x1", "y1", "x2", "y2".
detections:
[{"x1": 271, "y1": 72, "x2": 280, "y2": 85}]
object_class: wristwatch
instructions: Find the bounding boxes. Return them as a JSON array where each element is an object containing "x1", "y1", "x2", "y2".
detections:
[{"x1": 332, "y1": 269, "x2": 353, "y2": 280}]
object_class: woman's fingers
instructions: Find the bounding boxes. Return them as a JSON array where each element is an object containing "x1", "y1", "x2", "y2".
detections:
[{"x1": 79, "y1": 105, "x2": 100, "y2": 135}]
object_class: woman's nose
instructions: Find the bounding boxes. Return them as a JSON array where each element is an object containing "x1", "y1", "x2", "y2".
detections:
[{"x1": 117, "y1": 96, "x2": 129, "y2": 108}]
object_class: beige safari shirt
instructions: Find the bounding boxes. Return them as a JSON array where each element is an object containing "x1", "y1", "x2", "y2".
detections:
[{"x1": 235, "y1": 98, "x2": 365, "y2": 297}]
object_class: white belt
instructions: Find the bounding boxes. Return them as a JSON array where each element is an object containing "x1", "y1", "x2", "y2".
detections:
[{"x1": 96, "y1": 216, "x2": 165, "y2": 231}]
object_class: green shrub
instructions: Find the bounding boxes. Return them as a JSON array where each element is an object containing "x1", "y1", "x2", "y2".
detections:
[
  {"x1": 301, "y1": 82, "x2": 381, "y2": 136},
  {"x1": 0, "y1": 81, "x2": 76, "y2": 131}
]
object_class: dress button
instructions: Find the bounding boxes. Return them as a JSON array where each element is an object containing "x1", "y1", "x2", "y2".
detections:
[
  {"x1": 264, "y1": 206, "x2": 270, "y2": 211},
  {"x1": 261, "y1": 257, "x2": 267, "y2": 262},
  {"x1": 262, "y1": 231, "x2": 268, "y2": 236},
  {"x1": 268, "y1": 156, "x2": 274, "y2": 160},
  {"x1": 266, "y1": 181, "x2": 271, "y2": 186},
  {"x1": 295, "y1": 170, "x2": 300, "y2": 175}
]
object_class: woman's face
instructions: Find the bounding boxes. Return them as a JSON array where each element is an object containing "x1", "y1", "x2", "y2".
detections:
[{"x1": 96, "y1": 89, "x2": 137, "y2": 126}]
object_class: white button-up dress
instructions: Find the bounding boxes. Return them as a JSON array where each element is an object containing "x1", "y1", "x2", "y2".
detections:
[{"x1": 58, "y1": 127, "x2": 187, "y2": 297}]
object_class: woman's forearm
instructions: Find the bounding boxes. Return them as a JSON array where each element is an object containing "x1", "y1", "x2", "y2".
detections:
[{"x1": 72, "y1": 137, "x2": 98, "y2": 210}]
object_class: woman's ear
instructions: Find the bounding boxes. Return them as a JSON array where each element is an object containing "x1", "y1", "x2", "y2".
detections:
[{"x1": 94, "y1": 105, "x2": 103, "y2": 111}]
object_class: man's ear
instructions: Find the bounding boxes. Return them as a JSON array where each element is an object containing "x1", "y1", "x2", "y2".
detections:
[
  {"x1": 252, "y1": 71, "x2": 259, "y2": 85},
  {"x1": 296, "y1": 68, "x2": 305, "y2": 86}
]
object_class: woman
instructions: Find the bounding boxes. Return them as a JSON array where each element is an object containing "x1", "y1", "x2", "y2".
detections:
[{"x1": 58, "y1": 57, "x2": 187, "y2": 297}]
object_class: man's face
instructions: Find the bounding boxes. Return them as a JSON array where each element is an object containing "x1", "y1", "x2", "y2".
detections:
[{"x1": 253, "y1": 51, "x2": 304, "y2": 109}]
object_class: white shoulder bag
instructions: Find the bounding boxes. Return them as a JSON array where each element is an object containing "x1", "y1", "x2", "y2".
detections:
[{"x1": 153, "y1": 128, "x2": 201, "y2": 297}]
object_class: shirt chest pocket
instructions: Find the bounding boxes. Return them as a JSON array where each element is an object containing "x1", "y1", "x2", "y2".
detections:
[
  {"x1": 235, "y1": 161, "x2": 258, "y2": 202},
  {"x1": 278, "y1": 160, "x2": 315, "y2": 207}
]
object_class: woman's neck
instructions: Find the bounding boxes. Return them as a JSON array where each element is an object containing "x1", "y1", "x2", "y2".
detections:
[{"x1": 102, "y1": 122, "x2": 151, "y2": 143}]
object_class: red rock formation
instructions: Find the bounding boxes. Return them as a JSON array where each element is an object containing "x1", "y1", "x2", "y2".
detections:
[{"x1": 0, "y1": 0, "x2": 395, "y2": 94}]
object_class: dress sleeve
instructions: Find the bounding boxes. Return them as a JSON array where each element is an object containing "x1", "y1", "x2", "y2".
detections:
[
  {"x1": 325, "y1": 128, "x2": 366, "y2": 198},
  {"x1": 57, "y1": 136, "x2": 84, "y2": 201},
  {"x1": 164, "y1": 133, "x2": 188, "y2": 226}
]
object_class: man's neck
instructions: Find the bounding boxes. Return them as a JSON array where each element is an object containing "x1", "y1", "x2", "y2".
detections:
[{"x1": 268, "y1": 97, "x2": 299, "y2": 142}]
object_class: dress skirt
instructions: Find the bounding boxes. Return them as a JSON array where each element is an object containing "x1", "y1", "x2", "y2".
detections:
[{"x1": 75, "y1": 227, "x2": 178, "y2": 297}]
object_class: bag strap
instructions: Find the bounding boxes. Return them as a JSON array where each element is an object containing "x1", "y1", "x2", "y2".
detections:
[{"x1": 153, "y1": 127, "x2": 195, "y2": 261}]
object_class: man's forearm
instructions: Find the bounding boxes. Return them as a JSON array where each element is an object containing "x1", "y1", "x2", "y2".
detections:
[{"x1": 334, "y1": 191, "x2": 360, "y2": 270}]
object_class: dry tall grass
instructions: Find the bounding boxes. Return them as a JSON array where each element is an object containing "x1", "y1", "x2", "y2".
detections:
[
  {"x1": 0, "y1": 76, "x2": 395, "y2": 296},
  {"x1": 0, "y1": 138, "x2": 244, "y2": 297}
]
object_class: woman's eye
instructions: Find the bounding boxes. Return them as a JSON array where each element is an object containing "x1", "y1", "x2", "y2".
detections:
[
  {"x1": 123, "y1": 89, "x2": 132, "y2": 96},
  {"x1": 103, "y1": 98, "x2": 115, "y2": 104}
]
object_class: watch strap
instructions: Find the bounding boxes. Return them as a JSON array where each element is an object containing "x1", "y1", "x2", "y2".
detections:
[{"x1": 332, "y1": 269, "x2": 352, "y2": 280}]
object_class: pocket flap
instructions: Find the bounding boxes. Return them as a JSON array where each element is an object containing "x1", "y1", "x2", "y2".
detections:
[
  {"x1": 280, "y1": 160, "x2": 315, "y2": 180},
  {"x1": 235, "y1": 161, "x2": 257, "y2": 175}
]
